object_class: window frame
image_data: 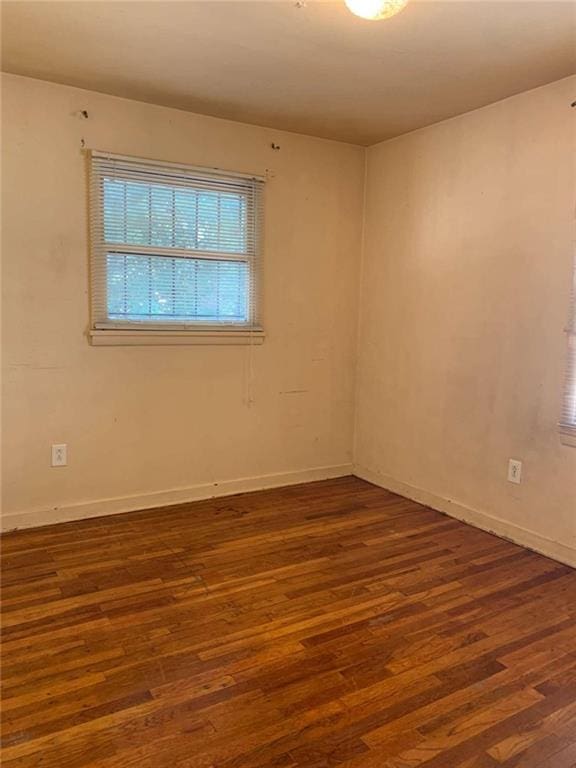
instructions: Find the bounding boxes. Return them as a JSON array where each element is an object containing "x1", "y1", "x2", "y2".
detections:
[{"x1": 87, "y1": 151, "x2": 265, "y2": 346}]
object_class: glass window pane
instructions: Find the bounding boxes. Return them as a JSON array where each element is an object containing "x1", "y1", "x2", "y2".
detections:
[
  {"x1": 106, "y1": 253, "x2": 248, "y2": 324},
  {"x1": 103, "y1": 177, "x2": 246, "y2": 253}
]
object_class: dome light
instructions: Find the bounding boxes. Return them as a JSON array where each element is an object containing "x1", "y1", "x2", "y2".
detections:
[{"x1": 344, "y1": 0, "x2": 409, "y2": 21}]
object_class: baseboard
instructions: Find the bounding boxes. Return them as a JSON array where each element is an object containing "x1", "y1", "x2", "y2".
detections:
[
  {"x1": 1, "y1": 464, "x2": 353, "y2": 532},
  {"x1": 354, "y1": 465, "x2": 576, "y2": 569}
]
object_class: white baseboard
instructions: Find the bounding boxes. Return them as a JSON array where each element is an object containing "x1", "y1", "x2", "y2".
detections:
[
  {"x1": 1, "y1": 464, "x2": 353, "y2": 532},
  {"x1": 354, "y1": 465, "x2": 576, "y2": 569}
]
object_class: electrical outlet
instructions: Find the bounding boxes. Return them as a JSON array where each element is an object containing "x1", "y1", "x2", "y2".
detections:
[
  {"x1": 51, "y1": 444, "x2": 67, "y2": 467},
  {"x1": 507, "y1": 458, "x2": 522, "y2": 484}
]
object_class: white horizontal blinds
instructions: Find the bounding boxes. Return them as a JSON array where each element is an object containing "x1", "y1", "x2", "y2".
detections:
[
  {"x1": 560, "y1": 257, "x2": 576, "y2": 433},
  {"x1": 89, "y1": 152, "x2": 264, "y2": 330}
]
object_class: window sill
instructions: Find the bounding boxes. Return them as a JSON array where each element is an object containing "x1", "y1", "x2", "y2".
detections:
[
  {"x1": 559, "y1": 429, "x2": 576, "y2": 448},
  {"x1": 89, "y1": 329, "x2": 265, "y2": 346}
]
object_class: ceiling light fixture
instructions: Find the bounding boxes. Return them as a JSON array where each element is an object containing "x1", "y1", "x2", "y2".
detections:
[{"x1": 344, "y1": 0, "x2": 408, "y2": 21}]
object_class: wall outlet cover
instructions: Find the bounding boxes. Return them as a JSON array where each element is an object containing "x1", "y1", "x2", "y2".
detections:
[
  {"x1": 507, "y1": 458, "x2": 522, "y2": 484},
  {"x1": 52, "y1": 444, "x2": 67, "y2": 467}
]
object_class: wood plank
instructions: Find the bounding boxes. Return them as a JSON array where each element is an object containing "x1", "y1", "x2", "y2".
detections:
[{"x1": 1, "y1": 476, "x2": 575, "y2": 767}]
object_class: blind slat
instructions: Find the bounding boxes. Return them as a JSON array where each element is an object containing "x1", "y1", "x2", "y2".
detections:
[
  {"x1": 560, "y1": 258, "x2": 576, "y2": 433},
  {"x1": 89, "y1": 151, "x2": 264, "y2": 330}
]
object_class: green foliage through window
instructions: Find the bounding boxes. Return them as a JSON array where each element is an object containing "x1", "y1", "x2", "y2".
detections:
[{"x1": 102, "y1": 178, "x2": 250, "y2": 324}]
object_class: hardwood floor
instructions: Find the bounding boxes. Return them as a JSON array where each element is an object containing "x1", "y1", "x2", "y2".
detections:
[{"x1": 2, "y1": 476, "x2": 576, "y2": 768}]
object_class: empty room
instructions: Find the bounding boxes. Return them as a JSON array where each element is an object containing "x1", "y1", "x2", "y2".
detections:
[{"x1": 1, "y1": 0, "x2": 576, "y2": 765}]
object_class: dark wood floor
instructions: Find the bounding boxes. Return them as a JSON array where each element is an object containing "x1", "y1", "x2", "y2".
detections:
[{"x1": 2, "y1": 476, "x2": 576, "y2": 768}]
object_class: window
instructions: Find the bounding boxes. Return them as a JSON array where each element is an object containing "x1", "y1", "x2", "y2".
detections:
[
  {"x1": 560, "y1": 257, "x2": 576, "y2": 444},
  {"x1": 89, "y1": 152, "x2": 264, "y2": 345}
]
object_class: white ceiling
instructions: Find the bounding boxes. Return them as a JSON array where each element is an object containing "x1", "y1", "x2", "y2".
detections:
[{"x1": 2, "y1": 1, "x2": 575, "y2": 145}]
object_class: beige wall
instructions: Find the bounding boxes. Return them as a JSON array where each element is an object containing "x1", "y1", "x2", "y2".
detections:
[
  {"x1": 1, "y1": 74, "x2": 365, "y2": 528},
  {"x1": 355, "y1": 76, "x2": 576, "y2": 566},
  {"x1": 3, "y1": 73, "x2": 574, "y2": 563}
]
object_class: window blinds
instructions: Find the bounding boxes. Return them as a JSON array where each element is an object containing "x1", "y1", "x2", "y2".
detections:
[
  {"x1": 89, "y1": 151, "x2": 264, "y2": 331},
  {"x1": 560, "y1": 257, "x2": 576, "y2": 435}
]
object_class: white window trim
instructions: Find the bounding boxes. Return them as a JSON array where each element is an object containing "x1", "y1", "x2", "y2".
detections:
[
  {"x1": 89, "y1": 329, "x2": 265, "y2": 346},
  {"x1": 88, "y1": 150, "x2": 265, "y2": 346}
]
